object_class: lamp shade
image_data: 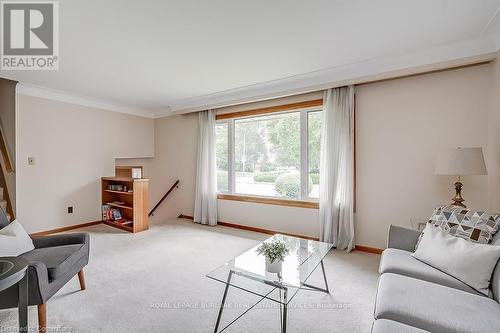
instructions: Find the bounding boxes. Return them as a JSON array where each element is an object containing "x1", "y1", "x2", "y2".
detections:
[{"x1": 435, "y1": 147, "x2": 487, "y2": 176}]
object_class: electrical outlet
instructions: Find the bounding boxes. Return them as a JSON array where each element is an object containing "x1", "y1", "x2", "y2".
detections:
[
  {"x1": 28, "y1": 157, "x2": 35, "y2": 166},
  {"x1": 67, "y1": 206, "x2": 73, "y2": 214}
]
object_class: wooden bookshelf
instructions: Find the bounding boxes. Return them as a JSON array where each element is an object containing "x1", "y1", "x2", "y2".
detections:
[{"x1": 101, "y1": 177, "x2": 149, "y2": 233}]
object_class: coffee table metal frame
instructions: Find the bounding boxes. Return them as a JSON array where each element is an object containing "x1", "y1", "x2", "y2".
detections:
[{"x1": 209, "y1": 245, "x2": 331, "y2": 333}]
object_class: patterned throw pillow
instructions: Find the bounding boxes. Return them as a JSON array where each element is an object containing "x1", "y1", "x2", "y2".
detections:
[{"x1": 426, "y1": 205, "x2": 500, "y2": 244}]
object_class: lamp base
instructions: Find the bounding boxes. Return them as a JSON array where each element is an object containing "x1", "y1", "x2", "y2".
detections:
[{"x1": 451, "y1": 181, "x2": 466, "y2": 208}]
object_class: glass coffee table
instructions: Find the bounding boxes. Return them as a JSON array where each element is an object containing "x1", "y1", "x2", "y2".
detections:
[{"x1": 207, "y1": 234, "x2": 333, "y2": 333}]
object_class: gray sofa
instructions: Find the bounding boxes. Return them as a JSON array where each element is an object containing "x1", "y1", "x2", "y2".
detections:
[{"x1": 372, "y1": 225, "x2": 500, "y2": 333}]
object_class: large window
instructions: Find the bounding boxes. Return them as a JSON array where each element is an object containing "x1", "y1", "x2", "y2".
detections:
[{"x1": 216, "y1": 107, "x2": 322, "y2": 201}]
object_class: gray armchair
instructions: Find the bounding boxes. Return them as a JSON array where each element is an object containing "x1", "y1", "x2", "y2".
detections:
[{"x1": 0, "y1": 209, "x2": 90, "y2": 332}]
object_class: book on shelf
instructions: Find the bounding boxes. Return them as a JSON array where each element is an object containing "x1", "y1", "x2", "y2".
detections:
[
  {"x1": 107, "y1": 184, "x2": 131, "y2": 192},
  {"x1": 112, "y1": 208, "x2": 122, "y2": 220},
  {"x1": 102, "y1": 205, "x2": 124, "y2": 222},
  {"x1": 102, "y1": 204, "x2": 110, "y2": 221},
  {"x1": 115, "y1": 219, "x2": 133, "y2": 226},
  {"x1": 108, "y1": 184, "x2": 124, "y2": 191}
]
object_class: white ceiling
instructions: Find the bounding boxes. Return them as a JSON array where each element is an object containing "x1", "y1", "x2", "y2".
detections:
[{"x1": 2, "y1": 0, "x2": 500, "y2": 118}]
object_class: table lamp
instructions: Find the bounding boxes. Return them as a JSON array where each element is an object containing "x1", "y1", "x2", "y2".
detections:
[{"x1": 435, "y1": 147, "x2": 487, "y2": 208}]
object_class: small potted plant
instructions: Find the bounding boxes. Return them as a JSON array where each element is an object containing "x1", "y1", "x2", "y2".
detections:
[{"x1": 256, "y1": 239, "x2": 290, "y2": 273}]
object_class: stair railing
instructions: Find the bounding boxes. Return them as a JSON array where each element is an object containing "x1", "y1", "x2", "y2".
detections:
[
  {"x1": 0, "y1": 126, "x2": 13, "y2": 172},
  {"x1": 149, "y1": 180, "x2": 180, "y2": 217},
  {"x1": 0, "y1": 126, "x2": 14, "y2": 219}
]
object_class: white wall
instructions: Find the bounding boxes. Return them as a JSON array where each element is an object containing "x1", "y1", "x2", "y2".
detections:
[
  {"x1": 218, "y1": 200, "x2": 319, "y2": 236},
  {"x1": 117, "y1": 114, "x2": 198, "y2": 223},
  {"x1": 119, "y1": 63, "x2": 494, "y2": 248},
  {"x1": 355, "y1": 64, "x2": 491, "y2": 247},
  {"x1": 17, "y1": 94, "x2": 154, "y2": 233}
]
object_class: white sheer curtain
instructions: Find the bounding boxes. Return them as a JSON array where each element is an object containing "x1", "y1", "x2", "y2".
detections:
[
  {"x1": 319, "y1": 86, "x2": 355, "y2": 251},
  {"x1": 194, "y1": 110, "x2": 218, "y2": 226}
]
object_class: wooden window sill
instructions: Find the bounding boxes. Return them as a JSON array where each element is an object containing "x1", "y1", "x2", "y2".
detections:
[{"x1": 217, "y1": 194, "x2": 319, "y2": 209}]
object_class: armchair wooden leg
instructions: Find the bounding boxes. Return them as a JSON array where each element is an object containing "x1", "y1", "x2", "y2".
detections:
[
  {"x1": 78, "y1": 270, "x2": 86, "y2": 290},
  {"x1": 38, "y1": 303, "x2": 46, "y2": 332}
]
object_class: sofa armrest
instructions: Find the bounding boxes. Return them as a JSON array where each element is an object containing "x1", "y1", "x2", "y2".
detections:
[
  {"x1": 27, "y1": 261, "x2": 50, "y2": 304},
  {"x1": 387, "y1": 225, "x2": 422, "y2": 252},
  {"x1": 31, "y1": 233, "x2": 89, "y2": 249}
]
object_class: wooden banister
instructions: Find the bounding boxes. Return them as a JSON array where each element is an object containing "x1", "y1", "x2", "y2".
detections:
[
  {"x1": 149, "y1": 180, "x2": 180, "y2": 217},
  {"x1": 0, "y1": 159, "x2": 14, "y2": 220},
  {"x1": 0, "y1": 126, "x2": 13, "y2": 172},
  {"x1": 0, "y1": 124, "x2": 14, "y2": 220}
]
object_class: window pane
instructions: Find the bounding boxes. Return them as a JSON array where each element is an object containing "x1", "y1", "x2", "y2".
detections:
[
  {"x1": 216, "y1": 122, "x2": 228, "y2": 192},
  {"x1": 308, "y1": 111, "x2": 321, "y2": 198},
  {"x1": 234, "y1": 112, "x2": 300, "y2": 198}
]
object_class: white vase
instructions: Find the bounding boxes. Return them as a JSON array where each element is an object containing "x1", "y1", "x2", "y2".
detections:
[{"x1": 265, "y1": 257, "x2": 282, "y2": 273}]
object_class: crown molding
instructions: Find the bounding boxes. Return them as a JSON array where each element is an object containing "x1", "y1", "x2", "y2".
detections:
[
  {"x1": 165, "y1": 37, "x2": 498, "y2": 117},
  {"x1": 16, "y1": 83, "x2": 156, "y2": 118}
]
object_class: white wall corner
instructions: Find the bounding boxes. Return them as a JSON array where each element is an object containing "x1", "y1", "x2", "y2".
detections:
[
  {"x1": 151, "y1": 106, "x2": 173, "y2": 119},
  {"x1": 16, "y1": 83, "x2": 156, "y2": 118}
]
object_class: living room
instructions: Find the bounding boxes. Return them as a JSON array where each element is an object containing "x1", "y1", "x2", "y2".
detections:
[{"x1": 1, "y1": 1, "x2": 500, "y2": 332}]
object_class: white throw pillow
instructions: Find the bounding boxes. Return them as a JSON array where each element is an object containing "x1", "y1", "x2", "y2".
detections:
[
  {"x1": 413, "y1": 224, "x2": 500, "y2": 296},
  {"x1": 0, "y1": 220, "x2": 35, "y2": 256}
]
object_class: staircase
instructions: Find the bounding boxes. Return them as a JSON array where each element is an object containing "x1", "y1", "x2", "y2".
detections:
[
  {"x1": 0, "y1": 186, "x2": 10, "y2": 221},
  {"x1": 0, "y1": 125, "x2": 14, "y2": 222},
  {"x1": 149, "y1": 180, "x2": 180, "y2": 217}
]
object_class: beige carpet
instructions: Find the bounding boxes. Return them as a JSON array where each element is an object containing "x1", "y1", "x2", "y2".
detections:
[{"x1": 0, "y1": 218, "x2": 380, "y2": 332}]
